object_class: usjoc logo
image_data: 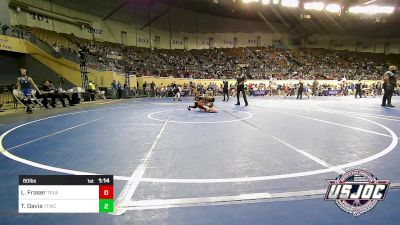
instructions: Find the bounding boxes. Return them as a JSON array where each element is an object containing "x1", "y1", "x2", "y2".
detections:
[{"x1": 325, "y1": 169, "x2": 390, "y2": 216}]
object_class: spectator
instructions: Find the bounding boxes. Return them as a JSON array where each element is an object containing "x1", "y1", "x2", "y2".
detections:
[
  {"x1": 142, "y1": 81, "x2": 147, "y2": 95},
  {"x1": 124, "y1": 82, "x2": 130, "y2": 98},
  {"x1": 117, "y1": 82, "x2": 122, "y2": 99},
  {"x1": 150, "y1": 81, "x2": 156, "y2": 97},
  {"x1": 111, "y1": 80, "x2": 117, "y2": 99},
  {"x1": 88, "y1": 80, "x2": 96, "y2": 101},
  {"x1": 2, "y1": 24, "x2": 10, "y2": 35}
]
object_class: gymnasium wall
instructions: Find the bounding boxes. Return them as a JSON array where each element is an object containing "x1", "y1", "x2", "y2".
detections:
[
  {"x1": 24, "y1": 55, "x2": 75, "y2": 88},
  {"x1": 0, "y1": 51, "x2": 24, "y2": 85},
  {"x1": 304, "y1": 34, "x2": 400, "y2": 54},
  {"x1": 0, "y1": 0, "x2": 11, "y2": 35}
]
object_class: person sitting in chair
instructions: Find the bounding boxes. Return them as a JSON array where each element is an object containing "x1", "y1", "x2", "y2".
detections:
[
  {"x1": 40, "y1": 81, "x2": 76, "y2": 108},
  {"x1": 40, "y1": 80, "x2": 57, "y2": 108}
]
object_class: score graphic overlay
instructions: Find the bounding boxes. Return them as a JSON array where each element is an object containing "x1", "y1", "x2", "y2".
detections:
[{"x1": 19, "y1": 175, "x2": 114, "y2": 213}]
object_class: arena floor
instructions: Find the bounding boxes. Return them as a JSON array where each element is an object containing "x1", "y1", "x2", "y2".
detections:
[{"x1": 0, "y1": 96, "x2": 399, "y2": 225}]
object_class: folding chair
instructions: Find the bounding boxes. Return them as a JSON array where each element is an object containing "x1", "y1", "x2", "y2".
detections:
[
  {"x1": 30, "y1": 89, "x2": 44, "y2": 109},
  {"x1": 95, "y1": 90, "x2": 106, "y2": 100},
  {"x1": 12, "y1": 89, "x2": 28, "y2": 109}
]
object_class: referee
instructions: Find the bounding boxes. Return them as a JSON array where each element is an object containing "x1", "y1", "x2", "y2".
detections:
[
  {"x1": 382, "y1": 65, "x2": 397, "y2": 108},
  {"x1": 235, "y1": 73, "x2": 248, "y2": 106},
  {"x1": 296, "y1": 79, "x2": 304, "y2": 99},
  {"x1": 355, "y1": 79, "x2": 362, "y2": 98},
  {"x1": 222, "y1": 78, "x2": 229, "y2": 101}
]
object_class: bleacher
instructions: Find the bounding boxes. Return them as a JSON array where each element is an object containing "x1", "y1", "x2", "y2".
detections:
[{"x1": 8, "y1": 25, "x2": 400, "y2": 81}]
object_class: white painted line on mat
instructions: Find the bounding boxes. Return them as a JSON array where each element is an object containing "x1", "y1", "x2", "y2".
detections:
[
  {"x1": 121, "y1": 183, "x2": 400, "y2": 211},
  {"x1": 0, "y1": 106, "x2": 139, "y2": 179},
  {"x1": 137, "y1": 110, "x2": 397, "y2": 183},
  {"x1": 122, "y1": 192, "x2": 272, "y2": 210},
  {"x1": 272, "y1": 109, "x2": 391, "y2": 138},
  {"x1": 0, "y1": 103, "x2": 397, "y2": 187},
  {"x1": 320, "y1": 103, "x2": 384, "y2": 112},
  {"x1": 296, "y1": 149, "x2": 345, "y2": 174},
  {"x1": 148, "y1": 109, "x2": 253, "y2": 124},
  {"x1": 6, "y1": 118, "x2": 103, "y2": 151},
  {"x1": 119, "y1": 123, "x2": 164, "y2": 126},
  {"x1": 114, "y1": 113, "x2": 172, "y2": 215},
  {"x1": 251, "y1": 124, "x2": 345, "y2": 174},
  {"x1": 314, "y1": 107, "x2": 400, "y2": 122}
]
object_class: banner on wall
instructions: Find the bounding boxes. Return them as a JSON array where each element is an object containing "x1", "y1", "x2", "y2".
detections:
[
  {"x1": 0, "y1": 35, "x2": 27, "y2": 53},
  {"x1": 251, "y1": 90, "x2": 269, "y2": 96},
  {"x1": 323, "y1": 90, "x2": 342, "y2": 96}
]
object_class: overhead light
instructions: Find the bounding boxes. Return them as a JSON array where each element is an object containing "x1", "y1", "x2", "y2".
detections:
[
  {"x1": 261, "y1": 0, "x2": 270, "y2": 5},
  {"x1": 304, "y1": 2, "x2": 325, "y2": 11},
  {"x1": 272, "y1": 0, "x2": 280, "y2": 5},
  {"x1": 363, "y1": 0, "x2": 377, "y2": 5},
  {"x1": 325, "y1": 3, "x2": 341, "y2": 13},
  {"x1": 281, "y1": 0, "x2": 299, "y2": 7},
  {"x1": 242, "y1": 0, "x2": 259, "y2": 3},
  {"x1": 349, "y1": 5, "x2": 395, "y2": 14}
]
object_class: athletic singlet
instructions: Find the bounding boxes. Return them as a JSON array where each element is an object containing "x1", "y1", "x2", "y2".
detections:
[
  {"x1": 19, "y1": 77, "x2": 31, "y2": 89},
  {"x1": 198, "y1": 100, "x2": 206, "y2": 108}
]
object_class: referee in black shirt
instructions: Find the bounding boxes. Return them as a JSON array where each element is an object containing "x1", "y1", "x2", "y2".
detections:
[
  {"x1": 355, "y1": 79, "x2": 362, "y2": 98},
  {"x1": 297, "y1": 80, "x2": 304, "y2": 99},
  {"x1": 235, "y1": 73, "x2": 248, "y2": 106},
  {"x1": 222, "y1": 78, "x2": 229, "y2": 101},
  {"x1": 382, "y1": 65, "x2": 397, "y2": 107}
]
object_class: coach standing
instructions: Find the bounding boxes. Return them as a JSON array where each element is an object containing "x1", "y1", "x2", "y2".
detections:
[
  {"x1": 382, "y1": 65, "x2": 397, "y2": 108},
  {"x1": 235, "y1": 73, "x2": 248, "y2": 106}
]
